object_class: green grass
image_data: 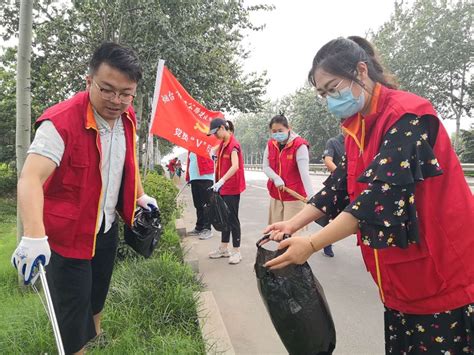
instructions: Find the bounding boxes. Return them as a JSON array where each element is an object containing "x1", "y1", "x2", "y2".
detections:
[
  {"x1": 0, "y1": 198, "x2": 205, "y2": 354},
  {"x1": 0, "y1": 197, "x2": 16, "y2": 276}
]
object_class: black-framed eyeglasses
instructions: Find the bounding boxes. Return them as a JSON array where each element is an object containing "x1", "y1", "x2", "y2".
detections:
[{"x1": 92, "y1": 80, "x2": 135, "y2": 104}]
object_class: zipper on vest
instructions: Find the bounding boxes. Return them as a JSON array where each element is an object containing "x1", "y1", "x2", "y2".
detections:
[
  {"x1": 127, "y1": 114, "x2": 138, "y2": 226},
  {"x1": 217, "y1": 144, "x2": 224, "y2": 181},
  {"x1": 277, "y1": 145, "x2": 284, "y2": 201},
  {"x1": 373, "y1": 249, "x2": 385, "y2": 303},
  {"x1": 91, "y1": 129, "x2": 103, "y2": 257}
]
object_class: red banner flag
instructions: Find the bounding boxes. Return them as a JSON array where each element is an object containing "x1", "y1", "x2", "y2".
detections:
[{"x1": 150, "y1": 66, "x2": 222, "y2": 158}]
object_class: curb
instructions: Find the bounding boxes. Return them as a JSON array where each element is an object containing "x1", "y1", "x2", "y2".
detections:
[
  {"x1": 175, "y1": 218, "x2": 187, "y2": 238},
  {"x1": 176, "y1": 218, "x2": 235, "y2": 355},
  {"x1": 181, "y1": 236, "x2": 199, "y2": 274},
  {"x1": 197, "y1": 291, "x2": 236, "y2": 355}
]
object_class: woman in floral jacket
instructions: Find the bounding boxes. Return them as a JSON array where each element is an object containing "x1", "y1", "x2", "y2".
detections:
[{"x1": 264, "y1": 36, "x2": 474, "y2": 354}]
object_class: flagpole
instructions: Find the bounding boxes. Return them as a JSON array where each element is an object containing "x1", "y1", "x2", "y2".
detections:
[{"x1": 144, "y1": 59, "x2": 165, "y2": 178}]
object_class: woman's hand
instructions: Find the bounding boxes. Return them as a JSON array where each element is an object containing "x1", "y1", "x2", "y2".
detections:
[
  {"x1": 264, "y1": 236, "x2": 314, "y2": 270},
  {"x1": 262, "y1": 221, "x2": 295, "y2": 244}
]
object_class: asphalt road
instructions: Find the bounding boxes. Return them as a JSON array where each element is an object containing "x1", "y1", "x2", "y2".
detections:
[{"x1": 181, "y1": 171, "x2": 385, "y2": 355}]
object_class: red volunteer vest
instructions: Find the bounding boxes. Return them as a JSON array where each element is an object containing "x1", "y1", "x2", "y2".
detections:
[
  {"x1": 266, "y1": 136, "x2": 309, "y2": 201},
  {"x1": 167, "y1": 161, "x2": 176, "y2": 173},
  {"x1": 185, "y1": 152, "x2": 214, "y2": 182},
  {"x1": 36, "y1": 91, "x2": 138, "y2": 260},
  {"x1": 215, "y1": 134, "x2": 246, "y2": 195},
  {"x1": 344, "y1": 84, "x2": 474, "y2": 314}
]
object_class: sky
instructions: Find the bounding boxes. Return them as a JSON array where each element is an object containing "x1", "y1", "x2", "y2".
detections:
[
  {"x1": 241, "y1": 0, "x2": 398, "y2": 100},
  {"x1": 1, "y1": 0, "x2": 470, "y2": 163},
  {"x1": 239, "y1": 0, "x2": 472, "y2": 135}
]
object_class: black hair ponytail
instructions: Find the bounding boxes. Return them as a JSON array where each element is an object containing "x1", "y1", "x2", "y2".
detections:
[
  {"x1": 347, "y1": 36, "x2": 397, "y2": 89},
  {"x1": 225, "y1": 120, "x2": 235, "y2": 133},
  {"x1": 308, "y1": 36, "x2": 398, "y2": 90}
]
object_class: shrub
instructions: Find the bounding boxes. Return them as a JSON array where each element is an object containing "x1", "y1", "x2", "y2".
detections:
[
  {"x1": 155, "y1": 164, "x2": 166, "y2": 176},
  {"x1": 143, "y1": 171, "x2": 180, "y2": 226},
  {"x1": 0, "y1": 163, "x2": 16, "y2": 197}
]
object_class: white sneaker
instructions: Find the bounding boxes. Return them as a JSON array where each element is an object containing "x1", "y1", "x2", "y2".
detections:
[
  {"x1": 209, "y1": 247, "x2": 230, "y2": 259},
  {"x1": 199, "y1": 229, "x2": 213, "y2": 240},
  {"x1": 187, "y1": 228, "x2": 202, "y2": 236},
  {"x1": 228, "y1": 251, "x2": 242, "y2": 265}
]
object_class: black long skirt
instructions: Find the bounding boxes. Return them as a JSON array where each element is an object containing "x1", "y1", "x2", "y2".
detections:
[{"x1": 385, "y1": 303, "x2": 474, "y2": 354}]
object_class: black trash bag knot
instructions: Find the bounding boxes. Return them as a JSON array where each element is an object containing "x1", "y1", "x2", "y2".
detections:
[{"x1": 124, "y1": 207, "x2": 162, "y2": 258}]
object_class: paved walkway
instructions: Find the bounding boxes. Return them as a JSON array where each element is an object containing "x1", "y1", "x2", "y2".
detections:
[{"x1": 180, "y1": 172, "x2": 386, "y2": 355}]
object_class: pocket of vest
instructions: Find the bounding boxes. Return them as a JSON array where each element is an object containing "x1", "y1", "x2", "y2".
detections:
[
  {"x1": 70, "y1": 144, "x2": 90, "y2": 167},
  {"x1": 43, "y1": 199, "x2": 80, "y2": 248},
  {"x1": 63, "y1": 149, "x2": 90, "y2": 187},
  {"x1": 383, "y1": 252, "x2": 447, "y2": 302}
]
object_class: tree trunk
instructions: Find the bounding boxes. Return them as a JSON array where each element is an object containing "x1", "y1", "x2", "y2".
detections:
[
  {"x1": 454, "y1": 63, "x2": 468, "y2": 151},
  {"x1": 16, "y1": 0, "x2": 33, "y2": 248},
  {"x1": 155, "y1": 139, "x2": 161, "y2": 167},
  {"x1": 455, "y1": 113, "x2": 461, "y2": 151}
]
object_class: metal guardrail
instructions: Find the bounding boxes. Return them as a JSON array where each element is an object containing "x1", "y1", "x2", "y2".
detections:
[
  {"x1": 462, "y1": 163, "x2": 474, "y2": 173},
  {"x1": 245, "y1": 163, "x2": 329, "y2": 174},
  {"x1": 245, "y1": 163, "x2": 474, "y2": 175}
]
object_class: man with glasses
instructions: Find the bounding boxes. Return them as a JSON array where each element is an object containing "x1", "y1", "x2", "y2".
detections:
[{"x1": 12, "y1": 42, "x2": 157, "y2": 354}]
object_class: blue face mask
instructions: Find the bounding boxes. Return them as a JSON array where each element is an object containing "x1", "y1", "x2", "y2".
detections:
[
  {"x1": 272, "y1": 131, "x2": 289, "y2": 143},
  {"x1": 326, "y1": 82, "x2": 365, "y2": 119}
]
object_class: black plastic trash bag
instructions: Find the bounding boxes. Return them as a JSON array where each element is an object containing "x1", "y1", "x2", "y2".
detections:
[
  {"x1": 255, "y1": 235, "x2": 336, "y2": 355},
  {"x1": 124, "y1": 207, "x2": 162, "y2": 258},
  {"x1": 204, "y1": 191, "x2": 238, "y2": 232}
]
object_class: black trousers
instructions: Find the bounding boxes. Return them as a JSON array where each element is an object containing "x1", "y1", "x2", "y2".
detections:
[
  {"x1": 221, "y1": 194, "x2": 241, "y2": 248},
  {"x1": 46, "y1": 220, "x2": 118, "y2": 353},
  {"x1": 190, "y1": 179, "x2": 213, "y2": 231}
]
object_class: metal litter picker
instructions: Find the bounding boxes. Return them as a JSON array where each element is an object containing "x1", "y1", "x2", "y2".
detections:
[{"x1": 31, "y1": 263, "x2": 65, "y2": 355}]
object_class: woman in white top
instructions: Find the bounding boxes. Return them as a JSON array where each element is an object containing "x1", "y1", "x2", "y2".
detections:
[{"x1": 263, "y1": 114, "x2": 314, "y2": 224}]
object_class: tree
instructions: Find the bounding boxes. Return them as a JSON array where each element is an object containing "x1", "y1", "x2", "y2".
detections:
[
  {"x1": 234, "y1": 102, "x2": 275, "y2": 164},
  {"x1": 235, "y1": 86, "x2": 341, "y2": 164},
  {"x1": 0, "y1": 58, "x2": 16, "y2": 163},
  {"x1": 15, "y1": 0, "x2": 33, "y2": 270},
  {"x1": 283, "y1": 87, "x2": 340, "y2": 162},
  {"x1": 372, "y1": 0, "x2": 473, "y2": 148},
  {"x1": 0, "y1": 0, "x2": 271, "y2": 160},
  {"x1": 458, "y1": 127, "x2": 474, "y2": 163}
]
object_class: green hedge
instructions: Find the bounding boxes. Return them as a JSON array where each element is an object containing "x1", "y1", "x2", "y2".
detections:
[
  {"x1": 117, "y1": 171, "x2": 182, "y2": 260},
  {"x1": 155, "y1": 164, "x2": 166, "y2": 176},
  {"x1": 0, "y1": 223, "x2": 204, "y2": 354},
  {"x1": 0, "y1": 163, "x2": 16, "y2": 197},
  {"x1": 0, "y1": 168, "x2": 205, "y2": 354},
  {"x1": 143, "y1": 171, "x2": 180, "y2": 226}
]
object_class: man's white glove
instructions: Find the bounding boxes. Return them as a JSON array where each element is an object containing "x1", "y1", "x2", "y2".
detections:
[
  {"x1": 11, "y1": 236, "x2": 51, "y2": 285},
  {"x1": 211, "y1": 179, "x2": 225, "y2": 192},
  {"x1": 137, "y1": 193, "x2": 158, "y2": 211}
]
